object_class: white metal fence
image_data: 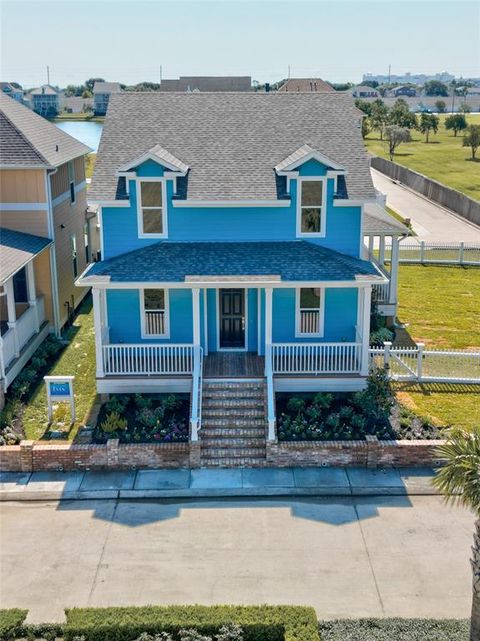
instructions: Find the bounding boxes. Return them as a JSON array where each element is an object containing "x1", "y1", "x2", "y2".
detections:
[
  {"x1": 370, "y1": 341, "x2": 480, "y2": 384},
  {"x1": 384, "y1": 242, "x2": 480, "y2": 266}
]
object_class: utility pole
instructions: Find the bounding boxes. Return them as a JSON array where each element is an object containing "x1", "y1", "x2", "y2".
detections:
[
  {"x1": 288, "y1": 65, "x2": 291, "y2": 79},
  {"x1": 47, "y1": 65, "x2": 50, "y2": 85},
  {"x1": 159, "y1": 65, "x2": 162, "y2": 85},
  {"x1": 388, "y1": 64, "x2": 391, "y2": 84}
]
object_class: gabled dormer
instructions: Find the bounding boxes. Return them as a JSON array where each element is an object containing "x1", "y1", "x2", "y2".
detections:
[
  {"x1": 116, "y1": 145, "x2": 189, "y2": 239},
  {"x1": 274, "y1": 144, "x2": 347, "y2": 239}
]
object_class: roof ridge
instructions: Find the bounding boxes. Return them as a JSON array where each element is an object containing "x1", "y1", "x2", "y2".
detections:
[{"x1": 0, "y1": 109, "x2": 50, "y2": 166}]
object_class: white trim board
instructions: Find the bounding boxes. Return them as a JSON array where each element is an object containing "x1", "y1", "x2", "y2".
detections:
[
  {"x1": 77, "y1": 277, "x2": 387, "y2": 289},
  {"x1": 136, "y1": 177, "x2": 168, "y2": 239},
  {"x1": 0, "y1": 202, "x2": 48, "y2": 211},
  {"x1": 296, "y1": 176, "x2": 327, "y2": 238}
]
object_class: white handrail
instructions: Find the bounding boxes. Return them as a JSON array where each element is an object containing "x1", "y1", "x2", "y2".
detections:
[
  {"x1": 190, "y1": 345, "x2": 204, "y2": 441},
  {"x1": 102, "y1": 343, "x2": 194, "y2": 375},
  {"x1": 265, "y1": 343, "x2": 276, "y2": 440}
]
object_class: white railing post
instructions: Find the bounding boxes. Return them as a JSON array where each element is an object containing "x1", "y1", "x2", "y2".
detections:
[
  {"x1": 5, "y1": 278, "x2": 19, "y2": 358},
  {"x1": 379, "y1": 235, "x2": 386, "y2": 267},
  {"x1": 383, "y1": 341, "x2": 392, "y2": 368},
  {"x1": 92, "y1": 288, "x2": 105, "y2": 378},
  {"x1": 388, "y1": 237, "x2": 400, "y2": 305},
  {"x1": 26, "y1": 262, "x2": 41, "y2": 333},
  {"x1": 459, "y1": 242, "x2": 464, "y2": 265},
  {"x1": 420, "y1": 240, "x2": 426, "y2": 264},
  {"x1": 416, "y1": 342, "x2": 425, "y2": 381}
]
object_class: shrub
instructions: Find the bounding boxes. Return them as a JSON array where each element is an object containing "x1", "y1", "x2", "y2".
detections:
[
  {"x1": 135, "y1": 394, "x2": 153, "y2": 410},
  {"x1": 0, "y1": 608, "x2": 28, "y2": 639},
  {"x1": 105, "y1": 395, "x2": 129, "y2": 415},
  {"x1": 99, "y1": 411, "x2": 127, "y2": 434},
  {"x1": 64, "y1": 605, "x2": 319, "y2": 641},
  {"x1": 318, "y1": 618, "x2": 469, "y2": 641}
]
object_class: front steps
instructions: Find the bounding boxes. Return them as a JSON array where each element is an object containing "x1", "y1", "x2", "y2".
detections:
[{"x1": 199, "y1": 381, "x2": 267, "y2": 467}]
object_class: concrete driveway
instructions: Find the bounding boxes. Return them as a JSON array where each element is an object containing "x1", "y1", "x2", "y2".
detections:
[
  {"x1": 0, "y1": 496, "x2": 472, "y2": 623},
  {"x1": 371, "y1": 168, "x2": 480, "y2": 243}
]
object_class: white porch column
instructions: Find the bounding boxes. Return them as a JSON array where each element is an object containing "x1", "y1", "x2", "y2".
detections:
[
  {"x1": 368, "y1": 235, "x2": 375, "y2": 260},
  {"x1": 5, "y1": 278, "x2": 20, "y2": 357},
  {"x1": 192, "y1": 287, "x2": 201, "y2": 346},
  {"x1": 361, "y1": 285, "x2": 372, "y2": 376},
  {"x1": 26, "y1": 262, "x2": 40, "y2": 333},
  {"x1": 389, "y1": 237, "x2": 400, "y2": 305},
  {"x1": 265, "y1": 287, "x2": 273, "y2": 347},
  {"x1": 203, "y1": 289, "x2": 208, "y2": 356},
  {"x1": 378, "y1": 235, "x2": 386, "y2": 267},
  {"x1": 92, "y1": 287, "x2": 105, "y2": 377}
]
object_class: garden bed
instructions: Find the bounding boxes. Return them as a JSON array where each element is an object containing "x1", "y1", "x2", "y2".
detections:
[
  {"x1": 92, "y1": 393, "x2": 190, "y2": 444},
  {"x1": 276, "y1": 369, "x2": 443, "y2": 443}
]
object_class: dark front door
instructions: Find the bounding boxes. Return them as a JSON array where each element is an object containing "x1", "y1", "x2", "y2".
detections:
[{"x1": 219, "y1": 289, "x2": 245, "y2": 349}]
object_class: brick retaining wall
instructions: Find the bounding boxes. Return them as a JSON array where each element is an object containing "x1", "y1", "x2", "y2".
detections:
[{"x1": 0, "y1": 437, "x2": 445, "y2": 472}]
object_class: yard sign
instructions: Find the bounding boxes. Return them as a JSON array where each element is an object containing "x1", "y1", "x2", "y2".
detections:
[{"x1": 44, "y1": 375, "x2": 75, "y2": 423}]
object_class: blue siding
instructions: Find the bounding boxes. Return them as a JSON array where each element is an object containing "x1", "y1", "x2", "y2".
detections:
[
  {"x1": 101, "y1": 158, "x2": 362, "y2": 260},
  {"x1": 272, "y1": 288, "x2": 358, "y2": 343},
  {"x1": 106, "y1": 288, "x2": 193, "y2": 344}
]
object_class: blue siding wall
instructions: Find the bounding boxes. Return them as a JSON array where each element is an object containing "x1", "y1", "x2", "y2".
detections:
[
  {"x1": 106, "y1": 288, "x2": 193, "y2": 343},
  {"x1": 101, "y1": 159, "x2": 362, "y2": 259},
  {"x1": 272, "y1": 288, "x2": 358, "y2": 343}
]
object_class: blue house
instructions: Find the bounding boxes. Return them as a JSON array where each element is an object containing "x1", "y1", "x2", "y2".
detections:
[{"x1": 79, "y1": 92, "x2": 392, "y2": 464}]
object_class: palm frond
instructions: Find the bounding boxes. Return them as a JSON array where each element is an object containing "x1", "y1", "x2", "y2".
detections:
[{"x1": 433, "y1": 425, "x2": 480, "y2": 515}]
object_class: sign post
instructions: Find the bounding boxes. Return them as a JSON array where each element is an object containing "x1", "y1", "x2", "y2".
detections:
[{"x1": 44, "y1": 375, "x2": 75, "y2": 424}]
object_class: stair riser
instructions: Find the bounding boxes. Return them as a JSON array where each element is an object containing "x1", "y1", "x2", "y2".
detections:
[
  {"x1": 201, "y1": 429, "x2": 265, "y2": 438},
  {"x1": 201, "y1": 449, "x2": 266, "y2": 458},
  {"x1": 202, "y1": 410, "x2": 265, "y2": 419},
  {"x1": 201, "y1": 438, "x2": 266, "y2": 448}
]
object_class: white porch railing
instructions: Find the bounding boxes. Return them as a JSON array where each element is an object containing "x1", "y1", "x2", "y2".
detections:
[
  {"x1": 372, "y1": 281, "x2": 391, "y2": 304},
  {"x1": 102, "y1": 344, "x2": 194, "y2": 376},
  {"x1": 272, "y1": 342, "x2": 362, "y2": 375},
  {"x1": 190, "y1": 346, "x2": 204, "y2": 441},
  {"x1": 370, "y1": 341, "x2": 480, "y2": 384},
  {"x1": 0, "y1": 296, "x2": 45, "y2": 371}
]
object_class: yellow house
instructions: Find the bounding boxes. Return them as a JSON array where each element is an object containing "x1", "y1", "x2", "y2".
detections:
[{"x1": 0, "y1": 93, "x2": 94, "y2": 404}]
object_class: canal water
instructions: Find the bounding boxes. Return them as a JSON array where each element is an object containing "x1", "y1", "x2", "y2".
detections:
[{"x1": 54, "y1": 120, "x2": 103, "y2": 152}]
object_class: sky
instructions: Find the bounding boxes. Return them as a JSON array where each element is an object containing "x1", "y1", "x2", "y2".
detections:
[{"x1": 1, "y1": 0, "x2": 479, "y2": 89}]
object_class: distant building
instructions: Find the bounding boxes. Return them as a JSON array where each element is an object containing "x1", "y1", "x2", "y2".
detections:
[
  {"x1": 0, "y1": 83, "x2": 23, "y2": 103},
  {"x1": 363, "y1": 71, "x2": 454, "y2": 86},
  {"x1": 352, "y1": 85, "x2": 379, "y2": 98},
  {"x1": 393, "y1": 86, "x2": 417, "y2": 97},
  {"x1": 277, "y1": 78, "x2": 334, "y2": 92},
  {"x1": 30, "y1": 85, "x2": 62, "y2": 117},
  {"x1": 64, "y1": 96, "x2": 94, "y2": 114},
  {"x1": 93, "y1": 81, "x2": 122, "y2": 115},
  {"x1": 159, "y1": 76, "x2": 252, "y2": 92}
]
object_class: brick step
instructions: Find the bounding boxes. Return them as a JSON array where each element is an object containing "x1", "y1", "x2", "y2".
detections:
[
  {"x1": 200, "y1": 427, "x2": 265, "y2": 438},
  {"x1": 202, "y1": 417, "x2": 266, "y2": 428},
  {"x1": 203, "y1": 381, "x2": 265, "y2": 389},
  {"x1": 202, "y1": 391, "x2": 265, "y2": 401},
  {"x1": 201, "y1": 437, "x2": 266, "y2": 448},
  {"x1": 201, "y1": 458, "x2": 267, "y2": 468},
  {"x1": 202, "y1": 398, "x2": 265, "y2": 409},
  {"x1": 201, "y1": 447, "x2": 266, "y2": 459},
  {"x1": 202, "y1": 408, "x2": 265, "y2": 418}
]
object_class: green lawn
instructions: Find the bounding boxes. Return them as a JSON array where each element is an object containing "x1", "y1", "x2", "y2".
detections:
[
  {"x1": 365, "y1": 113, "x2": 480, "y2": 201},
  {"x1": 22, "y1": 298, "x2": 97, "y2": 441},
  {"x1": 395, "y1": 264, "x2": 480, "y2": 429}
]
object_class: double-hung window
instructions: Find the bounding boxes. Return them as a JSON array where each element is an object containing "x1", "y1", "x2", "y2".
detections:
[
  {"x1": 141, "y1": 288, "x2": 169, "y2": 337},
  {"x1": 68, "y1": 160, "x2": 76, "y2": 204},
  {"x1": 137, "y1": 179, "x2": 166, "y2": 237},
  {"x1": 296, "y1": 287, "x2": 324, "y2": 336},
  {"x1": 297, "y1": 178, "x2": 325, "y2": 236}
]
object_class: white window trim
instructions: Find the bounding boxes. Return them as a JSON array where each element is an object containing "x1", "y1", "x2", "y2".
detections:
[
  {"x1": 136, "y1": 177, "x2": 168, "y2": 239},
  {"x1": 295, "y1": 287, "x2": 325, "y2": 337},
  {"x1": 140, "y1": 288, "x2": 170, "y2": 339},
  {"x1": 296, "y1": 176, "x2": 327, "y2": 238}
]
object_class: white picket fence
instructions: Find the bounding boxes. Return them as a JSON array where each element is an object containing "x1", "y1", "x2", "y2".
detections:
[
  {"x1": 369, "y1": 341, "x2": 480, "y2": 384},
  {"x1": 384, "y1": 241, "x2": 480, "y2": 266}
]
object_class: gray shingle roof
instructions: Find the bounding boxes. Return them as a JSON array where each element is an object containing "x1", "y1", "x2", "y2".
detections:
[
  {"x1": 159, "y1": 76, "x2": 252, "y2": 92},
  {"x1": 363, "y1": 203, "x2": 409, "y2": 235},
  {"x1": 91, "y1": 92, "x2": 375, "y2": 203},
  {"x1": 81, "y1": 241, "x2": 380, "y2": 284},
  {"x1": 0, "y1": 93, "x2": 91, "y2": 167},
  {"x1": 277, "y1": 78, "x2": 334, "y2": 92},
  {"x1": 30, "y1": 85, "x2": 59, "y2": 96},
  {"x1": 93, "y1": 82, "x2": 122, "y2": 94},
  {"x1": 0, "y1": 228, "x2": 52, "y2": 284}
]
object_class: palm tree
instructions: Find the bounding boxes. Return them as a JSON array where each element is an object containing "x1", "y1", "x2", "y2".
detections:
[{"x1": 433, "y1": 426, "x2": 480, "y2": 641}]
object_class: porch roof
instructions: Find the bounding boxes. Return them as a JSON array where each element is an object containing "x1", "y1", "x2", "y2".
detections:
[
  {"x1": 0, "y1": 228, "x2": 52, "y2": 284},
  {"x1": 80, "y1": 240, "x2": 381, "y2": 285}
]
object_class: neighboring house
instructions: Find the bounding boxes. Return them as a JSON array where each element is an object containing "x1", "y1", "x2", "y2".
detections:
[
  {"x1": 77, "y1": 92, "x2": 398, "y2": 463},
  {"x1": 63, "y1": 96, "x2": 94, "y2": 114},
  {"x1": 159, "y1": 76, "x2": 252, "y2": 92},
  {"x1": 30, "y1": 85, "x2": 62, "y2": 117},
  {"x1": 352, "y1": 85, "x2": 379, "y2": 98},
  {"x1": 0, "y1": 94, "x2": 93, "y2": 402},
  {"x1": 0, "y1": 83, "x2": 23, "y2": 103},
  {"x1": 393, "y1": 86, "x2": 417, "y2": 97},
  {"x1": 93, "y1": 82, "x2": 122, "y2": 115},
  {"x1": 277, "y1": 78, "x2": 334, "y2": 92}
]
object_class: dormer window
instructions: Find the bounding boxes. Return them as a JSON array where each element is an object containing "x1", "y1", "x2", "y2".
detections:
[
  {"x1": 137, "y1": 178, "x2": 167, "y2": 237},
  {"x1": 297, "y1": 178, "x2": 326, "y2": 237}
]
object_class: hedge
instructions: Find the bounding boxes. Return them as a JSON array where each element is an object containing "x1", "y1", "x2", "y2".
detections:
[
  {"x1": 64, "y1": 605, "x2": 320, "y2": 641},
  {"x1": 318, "y1": 618, "x2": 469, "y2": 641},
  {"x1": 0, "y1": 609, "x2": 27, "y2": 639}
]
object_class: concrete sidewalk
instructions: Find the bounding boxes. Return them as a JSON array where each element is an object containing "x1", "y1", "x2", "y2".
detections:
[{"x1": 0, "y1": 466, "x2": 439, "y2": 501}]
